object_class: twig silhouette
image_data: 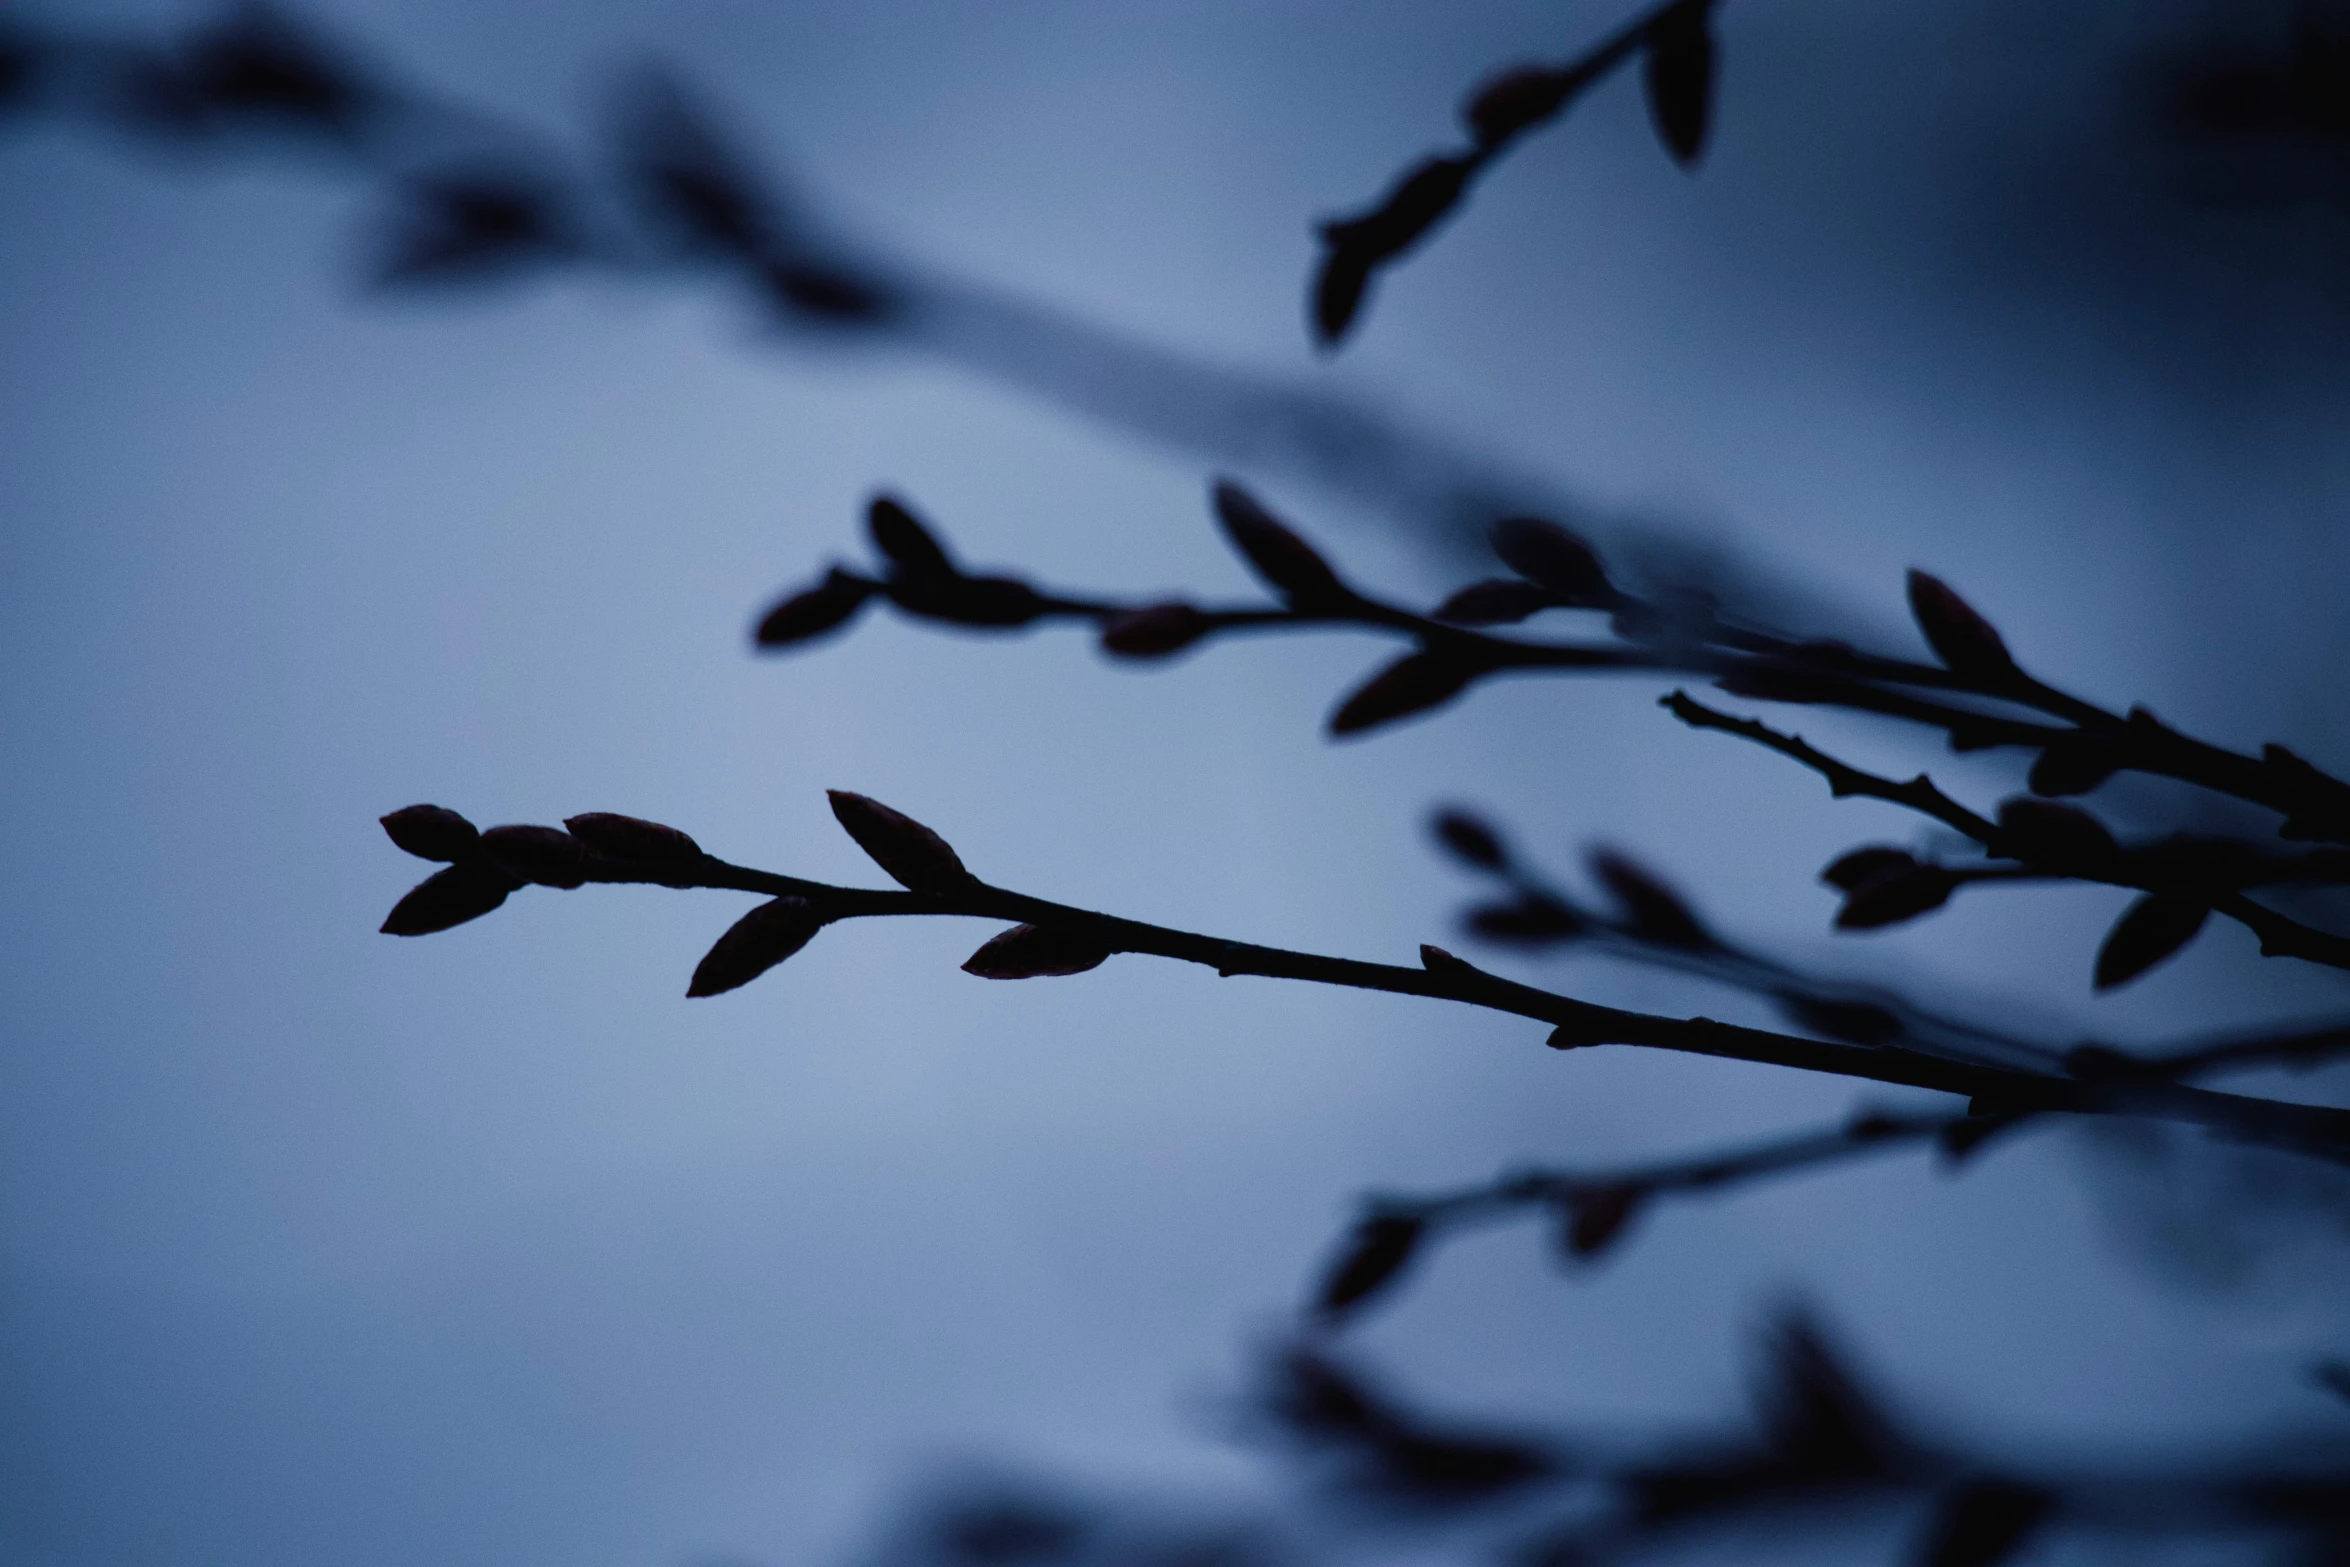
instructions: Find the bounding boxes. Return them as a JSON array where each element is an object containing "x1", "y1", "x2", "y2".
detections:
[
  {"x1": 751, "y1": 483, "x2": 2350, "y2": 991},
  {"x1": 373, "y1": 797, "x2": 2350, "y2": 1169},
  {"x1": 1311, "y1": 0, "x2": 1726, "y2": 348}
]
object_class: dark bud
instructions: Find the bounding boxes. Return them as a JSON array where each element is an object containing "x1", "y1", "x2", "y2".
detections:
[
  {"x1": 1994, "y1": 797, "x2": 2118, "y2": 869},
  {"x1": 1937, "y1": 1110, "x2": 2030, "y2": 1165},
  {"x1": 1781, "y1": 996, "x2": 1902, "y2": 1047},
  {"x1": 1820, "y1": 845, "x2": 1915, "y2": 892},
  {"x1": 381, "y1": 862, "x2": 520, "y2": 936},
  {"x1": 179, "y1": 9, "x2": 371, "y2": 139},
  {"x1": 383, "y1": 864, "x2": 521, "y2": 939},
  {"x1": 1560, "y1": 1185, "x2": 1648, "y2": 1260},
  {"x1": 1310, "y1": 153, "x2": 1475, "y2": 343},
  {"x1": 562, "y1": 812, "x2": 702, "y2": 865},
  {"x1": 1835, "y1": 863, "x2": 1955, "y2": 930},
  {"x1": 618, "y1": 73, "x2": 770, "y2": 258},
  {"x1": 895, "y1": 574, "x2": 1048, "y2": 629},
  {"x1": 686, "y1": 896, "x2": 825, "y2": 997},
  {"x1": 1589, "y1": 849, "x2": 1712, "y2": 949},
  {"x1": 1330, "y1": 652, "x2": 1475, "y2": 736},
  {"x1": 2310, "y1": 1361, "x2": 2350, "y2": 1405},
  {"x1": 1915, "y1": 1481, "x2": 2053, "y2": 1567},
  {"x1": 2027, "y1": 732, "x2": 2119, "y2": 798},
  {"x1": 1318, "y1": 155, "x2": 1474, "y2": 268},
  {"x1": 374, "y1": 168, "x2": 572, "y2": 286},
  {"x1": 761, "y1": 261, "x2": 891, "y2": 321},
  {"x1": 1316, "y1": 1212, "x2": 1426, "y2": 1320},
  {"x1": 1099, "y1": 602, "x2": 1212, "y2": 659},
  {"x1": 1467, "y1": 897, "x2": 1583, "y2": 945},
  {"x1": 0, "y1": 27, "x2": 43, "y2": 116},
  {"x1": 2092, "y1": 894, "x2": 2209, "y2": 991},
  {"x1": 754, "y1": 567, "x2": 872, "y2": 647},
  {"x1": 827, "y1": 790, "x2": 973, "y2": 892},
  {"x1": 1641, "y1": 0, "x2": 1719, "y2": 168},
  {"x1": 1211, "y1": 481, "x2": 1349, "y2": 609},
  {"x1": 1431, "y1": 808, "x2": 1508, "y2": 870},
  {"x1": 1433, "y1": 578, "x2": 1556, "y2": 625},
  {"x1": 1418, "y1": 944, "x2": 1486, "y2": 983},
  {"x1": 961, "y1": 923, "x2": 1112, "y2": 979},
  {"x1": 1311, "y1": 244, "x2": 1375, "y2": 349},
  {"x1": 1757, "y1": 1314, "x2": 1904, "y2": 1479},
  {"x1": 867, "y1": 494, "x2": 955, "y2": 579},
  {"x1": 380, "y1": 804, "x2": 480, "y2": 862},
  {"x1": 1463, "y1": 64, "x2": 1575, "y2": 147},
  {"x1": 480, "y1": 824, "x2": 588, "y2": 889},
  {"x1": 1488, "y1": 517, "x2": 1611, "y2": 604},
  {"x1": 1906, "y1": 571, "x2": 2015, "y2": 679},
  {"x1": 1263, "y1": 1345, "x2": 1383, "y2": 1439},
  {"x1": 1846, "y1": 1111, "x2": 1908, "y2": 1142}
]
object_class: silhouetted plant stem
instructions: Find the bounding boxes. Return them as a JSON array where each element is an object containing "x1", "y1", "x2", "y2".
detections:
[
  {"x1": 1662, "y1": 690, "x2": 2350, "y2": 969},
  {"x1": 764, "y1": 491, "x2": 2350, "y2": 852},
  {"x1": 386, "y1": 813, "x2": 2350, "y2": 1164}
]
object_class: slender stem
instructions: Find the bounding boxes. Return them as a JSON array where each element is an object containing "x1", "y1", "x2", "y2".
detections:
[
  {"x1": 565, "y1": 847, "x2": 2350, "y2": 1161},
  {"x1": 1662, "y1": 690, "x2": 2350, "y2": 969}
]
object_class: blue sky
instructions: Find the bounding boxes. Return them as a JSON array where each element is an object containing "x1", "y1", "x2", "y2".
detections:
[{"x1": 5, "y1": 3, "x2": 2349, "y2": 1564}]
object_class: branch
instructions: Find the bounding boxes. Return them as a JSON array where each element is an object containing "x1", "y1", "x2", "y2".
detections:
[
  {"x1": 758, "y1": 489, "x2": 2350, "y2": 850},
  {"x1": 374, "y1": 799, "x2": 2350, "y2": 1166},
  {"x1": 1310, "y1": 1105, "x2": 2005, "y2": 1322},
  {"x1": 1309, "y1": 0, "x2": 1721, "y2": 347},
  {"x1": 1662, "y1": 690, "x2": 2350, "y2": 975},
  {"x1": 1427, "y1": 806, "x2": 2066, "y2": 1076}
]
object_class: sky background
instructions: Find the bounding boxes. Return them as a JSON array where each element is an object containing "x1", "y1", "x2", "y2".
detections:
[{"x1": 5, "y1": 2, "x2": 2350, "y2": 1564}]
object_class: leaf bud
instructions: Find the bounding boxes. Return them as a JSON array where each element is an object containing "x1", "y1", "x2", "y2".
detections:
[
  {"x1": 827, "y1": 790, "x2": 973, "y2": 892},
  {"x1": 1330, "y1": 651, "x2": 1474, "y2": 736},
  {"x1": 380, "y1": 803, "x2": 480, "y2": 862},
  {"x1": 1315, "y1": 1212, "x2": 1426, "y2": 1319},
  {"x1": 1212, "y1": 481, "x2": 1350, "y2": 609},
  {"x1": 1489, "y1": 517, "x2": 1611, "y2": 604},
  {"x1": 563, "y1": 812, "x2": 702, "y2": 865},
  {"x1": 1099, "y1": 602, "x2": 1212, "y2": 659},
  {"x1": 1906, "y1": 570, "x2": 2015, "y2": 679},
  {"x1": 687, "y1": 896, "x2": 825, "y2": 997},
  {"x1": 479, "y1": 824, "x2": 588, "y2": 888},
  {"x1": 754, "y1": 567, "x2": 872, "y2": 648},
  {"x1": 381, "y1": 861, "x2": 519, "y2": 936},
  {"x1": 867, "y1": 493, "x2": 955, "y2": 578},
  {"x1": 961, "y1": 923, "x2": 1112, "y2": 979},
  {"x1": 1834, "y1": 863, "x2": 1956, "y2": 929}
]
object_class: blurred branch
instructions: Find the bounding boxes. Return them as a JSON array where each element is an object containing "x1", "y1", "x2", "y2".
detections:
[
  {"x1": 0, "y1": 4, "x2": 1880, "y2": 623},
  {"x1": 1251, "y1": 1315, "x2": 2350, "y2": 1563},
  {"x1": 1309, "y1": 1106, "x2": 1999, "y2": 1324}
]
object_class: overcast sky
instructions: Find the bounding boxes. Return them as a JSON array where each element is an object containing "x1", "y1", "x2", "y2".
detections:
[{"x1": 5, "y1": 3, "x2": 2349, "y2": 1565}]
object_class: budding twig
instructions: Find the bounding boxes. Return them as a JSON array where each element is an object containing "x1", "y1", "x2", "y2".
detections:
[{"x1": 377, "y1": 800, "x2": 2350, "y2": 1166}]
